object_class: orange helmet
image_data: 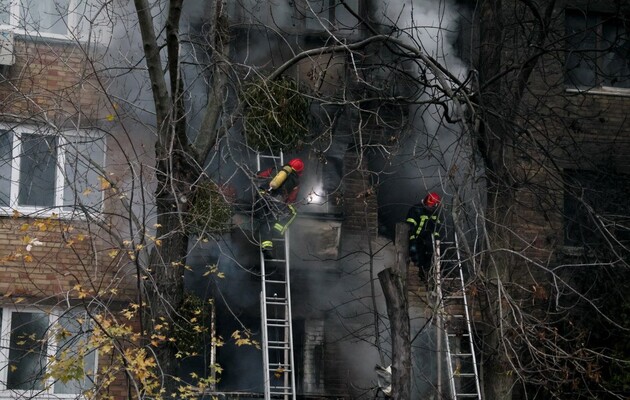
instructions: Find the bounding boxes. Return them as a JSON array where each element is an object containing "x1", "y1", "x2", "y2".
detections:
[
  {"x1": 288, "y1": 158, "x2": 304, "y2": 173},
  {"x1": 423, "y1": 192, "x2": 441, "y2": 208}
]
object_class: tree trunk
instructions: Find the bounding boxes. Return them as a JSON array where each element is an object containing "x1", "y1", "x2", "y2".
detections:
[{"x1": 378, "y1": 223, "x2": 411, "y2": 399}]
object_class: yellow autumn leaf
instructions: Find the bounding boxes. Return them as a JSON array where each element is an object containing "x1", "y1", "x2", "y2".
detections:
[
  {"x1": 108, "y1": 249, "x2": 119, "y2": 258},
  {"x1": 98, "y1": 176, "x2": 111, "y2": 190},
  {"x1": 106, "y1": 114, "x2": 115, "y2": 121},
  {"x1": 20, "y1": 223, "x2": 29, "y2": 231}
]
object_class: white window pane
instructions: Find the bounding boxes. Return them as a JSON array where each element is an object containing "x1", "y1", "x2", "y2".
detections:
[
  {"x1": 0, "y1": 130, "x2": 12, "y2": 206},
  {"x1": 63, "y1": 136, "x2": 105, "y2": 211},
  {"x1": 18, "y1": 134, "x2": 57, "y2": 207},
  {"x1": 53, "y1": 312, "x2": 96, "y2": 394},
  {"x1": 8, "y1": 312, "x2": 49, "y2": 390},
  {"x1": 20, "y1": 0, "x2": 69, "y2": 35},
  {"x1": 0, "y1": 0, "x2": 10, "y2": 25}
]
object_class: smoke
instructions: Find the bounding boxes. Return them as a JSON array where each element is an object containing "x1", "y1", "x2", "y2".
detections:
[
  {"x1": 98, "y1": 0, "x2": 481, "y2": 397},
  {"x1": 369, "y1": 0, "x2": 479, "y2": 239}
]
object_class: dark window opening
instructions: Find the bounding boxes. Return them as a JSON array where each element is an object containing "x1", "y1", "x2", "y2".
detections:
[
  {"x1": 563, "y1": 169, "x2": 630, "y2": 258},
  {"x1": 565, "y1": 9, "x2": 630, "y2": 89}
]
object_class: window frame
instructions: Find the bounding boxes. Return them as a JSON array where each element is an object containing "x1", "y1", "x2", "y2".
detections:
[
  {"x1": 0, "y1": 123, "x2": 106, "y2": 218},
  {"x1": 0, "y1": 0, "x2": 83, "y2": 41},
  {"x1": 0, "y1": 306, "x2": 98, "y2": 397},
  {"x1": 565, "y1": 9, "x2": 630, "y2": 91}
]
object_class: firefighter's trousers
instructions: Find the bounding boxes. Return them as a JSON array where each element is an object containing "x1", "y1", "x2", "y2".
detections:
[{"x1": 256, "y1": 193, "x2": 297, "y2": 251}]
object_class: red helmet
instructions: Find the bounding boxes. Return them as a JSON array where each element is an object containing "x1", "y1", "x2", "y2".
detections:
[
  {"x1": 288, "y1": 158, "x2": 304, "y2": 173},
  {"x1": 423, "y1": 192, "x2": 441, "y2": 208}
]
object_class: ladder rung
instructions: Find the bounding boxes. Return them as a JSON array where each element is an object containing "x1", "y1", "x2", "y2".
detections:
[
  {"x1": 266, "y1": 301, "x2": 288, "y2": 307},
  {"x1": 269, "y1": 345, "x2": 291, "y2": 349},
  {"x1": 269, "y1": 340, "x2": 289, "y2": 345},
  {"x1": 263, "y1": 258, "x2": 286, "y2": 262},
  {"x1": 448, "y1": 333, "x2": 470, "y2": 337},
  {"x1": 269, "y1": 363, "x2": 292, "y2": 368},
  {"x1": 266, "y1": 296, "x2": 287, "y2": 301},
  {"x1": 455, "y1": 395, "x2": 480, "y2": 398},
  {"x1": 258, "y1": 154, "x2": 283, "y2": 159},
  {"x1": 453, "y1": 373, "x2": 477, "y2": 377},
  {"x1": 269, "y1": 371, "x2": 292, "y2": 376},
  {"x1": 266, "y1": 279, "x2": 287, "y2": 284},
  {"x1": 267, "y1": 321, "x2": 289, "y2": 328},
  {"x1": 451, "y1": 353, "x2": 473, "y2": 357}
]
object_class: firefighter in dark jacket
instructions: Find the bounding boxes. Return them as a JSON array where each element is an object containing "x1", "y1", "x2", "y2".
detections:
[
  {"x1": 256, "y1": 158, "x2": 304, "y2": 258},
  {"x1": 406, "y1": 192, "x2": 441, "y2": 279}
]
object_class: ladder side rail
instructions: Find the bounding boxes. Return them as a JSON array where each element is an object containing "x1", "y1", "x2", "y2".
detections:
[
  {"x1": 454, "y1": 234, "x2": 482, "y2": 399},
  {"x1": 261, "y1": 288, "x2": 271, "y2": 400},
  {"x1": 283, "y1": 230, "x2": 297, "y2": 399},
  {"x1": 436, "y1": 239, "x2": 459, "y2": 400}
]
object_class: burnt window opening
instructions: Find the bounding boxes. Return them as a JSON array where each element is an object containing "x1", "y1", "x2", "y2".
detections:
[
  {"x1": 294, "y1": 0, "x2": 360, "y2": 34},
  {"x1": 563, "y1": 169, "x2": 630, "y2": 258},
  {"x1": 565, "y1": 9, "x2": 630, "y2": 89}
]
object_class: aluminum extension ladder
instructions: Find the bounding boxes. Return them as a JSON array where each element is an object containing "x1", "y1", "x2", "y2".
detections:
[
  {"x1": 434, "y1": 235, "x2": 482, "y2": 399},
  {"x1": 257, "y1": 152, "x2": 297, "y2": 400}
]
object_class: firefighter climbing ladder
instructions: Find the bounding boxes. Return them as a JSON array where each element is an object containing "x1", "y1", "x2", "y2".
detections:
[
  {"x1": 434, "y1": 235, "x2": 482, "y2": 399},
  {"x1": 257, "y1": 152, "x2": 297, "y2": 400}
]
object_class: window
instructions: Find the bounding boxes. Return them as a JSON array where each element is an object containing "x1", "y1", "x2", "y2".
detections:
[
  {"x1": 0, "y1": 308, "x2": 96, "y2": 394},
  {"x1": 563, "y1": 169, "x2": 630, "y2": 252},
  {"x1": 565, "y1": 10, "x2": 630, "y2": 89},
  {"x1": 295, "y1": 0, "x2": 359, "y2": 33},
  {"x1": 0, "y1": 0, "x2": 109, "y2": 41},
  {"x1": 227, "y1": 0, "x2": 360, "y2": 35},
  {"x1": 0, "y1": 124, "x2": 105, "y2": 216}
]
